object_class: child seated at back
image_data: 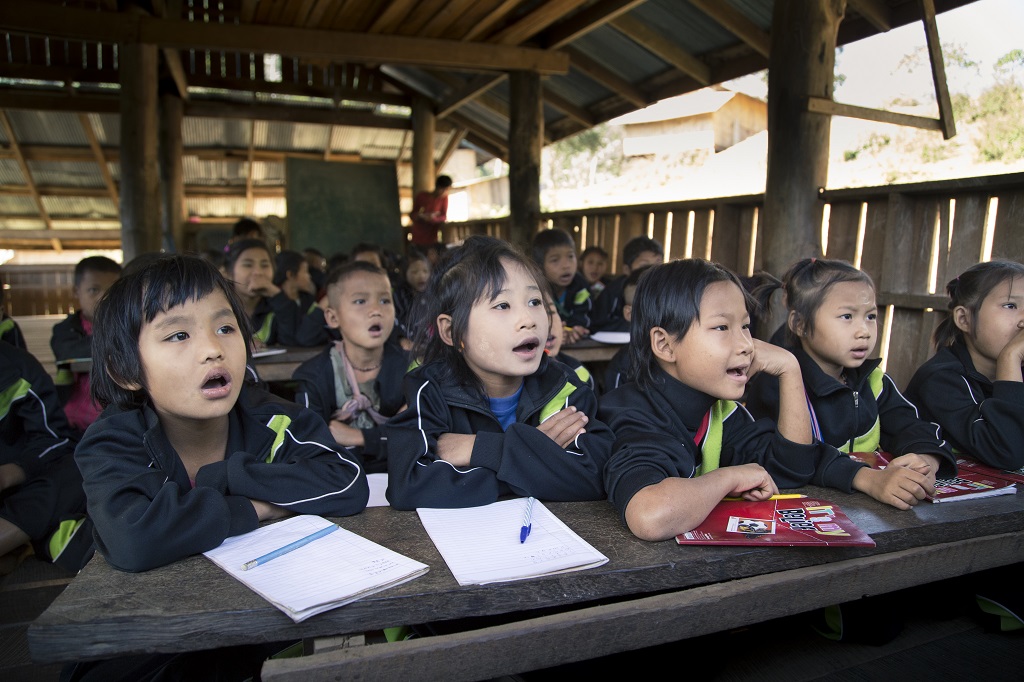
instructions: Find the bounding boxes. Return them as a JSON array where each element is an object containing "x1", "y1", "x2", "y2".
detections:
[
  {"x1": 223, "y1": 239, "x2": 304, "y2": 347},
  {"x1": 579, "y1": 246, "x2": 609, "y2": 298},
  {"x1": 51, "y1": 255, "x2": 121, "y2": 436},
  {"x1": 76, "y1": 255, "x2": 368, "y2": 572},
  {"x1": 603, "y1": 264, "x2": 653, "y2": 393},
  {"x1": 906, "y1": 260, "x2": 1024, "y2": 471},
  {"x1": 0, "y1": 278, "x2": 26, "y2": 349},
  {"x1": 590, "y1": 236, "x2": 665, "y2": 333},
  {"x1": 543, "y1": 292, "x2": 594, "y2": 390},
  {"x1": 600, "y1": 259, "x2": 822, "y2": 541},
  {"x1": 293, "y1": 262, "x2": 408, "y2": 473},
  {"x1": 385, "y1": 236, "x2": 614, "y2": 510},
  {"x1": 532, "y1": 229, "x2": 592, "y2": 344},
  {"x1": 746, "y1": 258, "x2": 955, "y2": 509}
]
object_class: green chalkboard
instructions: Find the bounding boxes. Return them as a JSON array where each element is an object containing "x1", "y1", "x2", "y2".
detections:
[{"x1": 285, "y1": 158, "x2": 403, "y2": 256}]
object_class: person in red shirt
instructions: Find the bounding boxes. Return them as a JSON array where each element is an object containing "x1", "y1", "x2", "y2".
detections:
[{"x1": 410, "y1": 175, "x2": 453, "y2": 247}]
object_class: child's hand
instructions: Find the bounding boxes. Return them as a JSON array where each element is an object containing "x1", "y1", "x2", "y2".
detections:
[
  {"x1": 748, "y1": 339, "x2": 799, "y2": 378},
  {"x1": 0, "y1": 463, "x2": 26, "y2": 493},
  {"x1": 250, "y1": 499, "x2": 289, "y2": 522},
  {"x1": 724, "y1": 463, "x2": 779, "y2": 500},
  {"x1": 329, "y1": 420, "x2": 365, "y2": 448},
  {"x1": 538, "y1": 406, "x2": 588, "y2": 448},
  {"x1": 852, "y1": 466, "x2": 931, "y2": 510},
  {"x1": 997, "y1": 321, "x2": 1024, "y2": 380},
  {"x1": 247, "y1": 272, "x2": 280, "y2": 298},
  {"x1": 888, "y1": 452, "x2": 939, "y2": 487},
  {"x1": 436, "y1": 433, "x2": 475, "y2": 467},
  {"x1": 562, "y1": 327, "x2": 582, "y2": 345}
]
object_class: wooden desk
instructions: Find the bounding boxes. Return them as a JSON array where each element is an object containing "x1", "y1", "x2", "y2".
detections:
[
  {"x1": 251, "y1": 347, "x2": 322, "y2": 382},
  {"x1": 561, "y1": 337, "x2": 622, "y2": 364},
  {"x1": 30, "y1": 488, "x2": 1024, "y2": 679}
]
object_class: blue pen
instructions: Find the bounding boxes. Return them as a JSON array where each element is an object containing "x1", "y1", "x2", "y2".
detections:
[
  {"x1": 241, "y1": 523, "x2": 339, "y2": 571},
  {"x1": 520, "y1": 497, "x2": 536, "y2": 543}
]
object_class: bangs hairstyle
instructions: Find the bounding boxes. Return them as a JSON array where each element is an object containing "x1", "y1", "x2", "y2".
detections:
[
  {"x1": 74, "y1": 255, "x2": 122, "y2": 287},
  {"x1": 933, "y1": 259, "x2": 1024, "y2": 349},
  {"x1": 752, "y1": 258, "x2": 874, "y2": 347},
  {"x1": 224, "y1": 238, "x2": 273, "y2": 278},
  {"x1": 90, "y1": 255, "x2": 252, "y2": 410},
  {"x1": 629, "y1": 259, "x2": 754, "y2": 389},
  {"x1": 414, "y1": 235, "x2": 546, "y2": 395},
  {"x1": 530, "y1": 228, "x2": 576, "y2": 265},
  {"x1": 324, "y1": 261, "x2": 388, "y2": 300},
  {"x1": 273, "y1": 250, "x2": 306, "y2": 286}
]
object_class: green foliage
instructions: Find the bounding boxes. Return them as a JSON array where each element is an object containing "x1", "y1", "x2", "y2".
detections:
[
  {"x1": 842, "y1": 133, "x2": 890, "y2": 163},
  {"x1": 545, "y1": 124, "x2": 624, "y2": 190}
]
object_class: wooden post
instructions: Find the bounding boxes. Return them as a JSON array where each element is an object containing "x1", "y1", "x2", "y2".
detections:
[
  {"x1": 119, "y1": 39, "x2": 162, "y2": 259},
  {"x1": 762, "y1": 0, "x2": 845, "y2": 276},
  {"x1": 508, "y1": 70, "x2": 542, "y2": 248},
  {"x1": 159, "y1": 91, "x2": 185, "y2": 252},
  {"x1": 411, "y1": 95, "x2": 435, "y2": 196}
]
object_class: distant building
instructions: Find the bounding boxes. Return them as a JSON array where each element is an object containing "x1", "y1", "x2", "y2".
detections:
[{"x1": 611, "y1": 86, "x2": 767, "y2": 157}]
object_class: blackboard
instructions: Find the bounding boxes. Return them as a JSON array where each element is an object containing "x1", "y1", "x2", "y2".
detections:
[{"x1": 285, "y1": 158, "x2": 403, "y2": 256}]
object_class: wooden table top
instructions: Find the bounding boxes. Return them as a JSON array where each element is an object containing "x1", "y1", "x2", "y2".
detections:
[{"x1": 29, "y1": 486, "x2": 1024, "y2": 664}]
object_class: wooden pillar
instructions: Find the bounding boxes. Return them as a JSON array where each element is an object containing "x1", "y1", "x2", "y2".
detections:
[
  {"x1": 119, "y1": 40, "x2": 162, "y2": 259},
  {"x1": 762, "y1": 0, "x2": 845, "y2": 276},
  {"x1": 159, "y1": 92, "x2": 185, "y2": 252},
  {"x1": 411, "y1": 95, "x2": 436, "y2": 196},
  {"x1": 508, "y1": 70, "x2": 543, "y2": 247}
]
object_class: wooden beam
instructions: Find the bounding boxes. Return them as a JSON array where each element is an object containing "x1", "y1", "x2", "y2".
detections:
[
  {"x1": 0, "y1": 229, "x2": 120, "y2": 241},
  {"x1": 541, "y1": 0, "x2": 648, "y2": 49},
  {"x1": 419, "y1": 0, "x2": 477, "y2": 39},
  {"x1": 78, "y1": 114, "x2": 119, "y2": 205},
  {"x1": 688, "y1": 0, "x2": 771, "y2": 59},
  {"x1": 461, "y1": 0, "x2": 520, "y2": 41},
  {"x1": 0, "y1": 110, "x2": 61, "y2": 252},
  {"x1": 564, "y1": 46, "x2": 647, "y2": 108},
  {"x1": 0, "y1": 90, "x2": 120, "y2": 114},
  {"x1": 488, "y1": 0, "x2": 589, "y2": 46},
  {"x1": 508, "y1": 71, "x2": 543, "y2": 245},
  {"x1": 0, "y1": 4, "x2": 570, "y2": 74},
  {"x1": 183, "y1": 99, "x2": 414, "y2": 128},
  {"x1": 245, "y1": 121, "x2": 256, "y2": 216},
  {"x1": 919, "y1": 0, "x2": 957, "y2": 140},
  {"x1": 610, "y1": 14, "x2": 711, "y2": 85},
  {"x1": 807, "y1": 97, "x2": 943, "y2": 131},
  {"x1": 848, "y1": 0, "x2": 892, "y2": 32},
  {"x1": 182, "y1": 74, "x2": 412, "y2": 107},
  {"x1": 542, "y1": 88, "x2": 595, "y2": 128},
  {"x1": 367, "y1": 0, "x2": 418, "y2": 34},
  {"x1": 162, "y1": 49, "x2": 190, "y2": 101},
  {"x1": 447, "y1": 111, "x2": 507, "y2": 155},
  {"x1": 437, "y1": 127, "x2": 467, "y2": 171},
  {"x1": 0, "y1": 185, "x2": 112, "y2": 198},
  {"x1": 437, "y1": 74, "x2": 507, "y2": 119}
]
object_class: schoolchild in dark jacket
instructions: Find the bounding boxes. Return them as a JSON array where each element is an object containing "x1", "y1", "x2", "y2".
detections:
[
  {"x1": 746, "y1": 347, "x2": 956, "y2": 491},
  {"x1": 385, "y1": 355, "x2": 613, "y2": 510},
  {"x1": 557, "y1": 272, "x2": 593, "y2": 329},
  {"x1": 293, "y1": 341, "x2": 408, "y2": 473},
  {"x1": 0, "y1": 314, "x2": 25, "y2": 349}
]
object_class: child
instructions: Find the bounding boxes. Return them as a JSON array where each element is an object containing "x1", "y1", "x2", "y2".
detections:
[
  {"x1": 293, "y1": 262, "x2": 407, "y2": 474},
  {"x1": 0, "y1": 340, "x2": 92, "y2": 572},
  {"x1": 393, "y1": 249, "x2": 431, "y2": 346},
  {"x1": 0, "y1": 278, "x2": 26, "y2": 349},
  {"x1": 51, "y1": 255, "x2": 122, "y2": 436},
  {"x1": 603, "y1": 264, "x2": 652, "y2": 393},
  {"x1": 274, "y1": 250, "x2": 317, "y2": 307},
  {"x1": 75, "y1": 255, "x2": 367, "y2": 572},
  {"x1": 351, "y1": 242, "x2": 384, "y2": 269},
  {"x1": 543, "y1": 293, "x2": 595, "y2": 390},
  {"x1": 579, "y1": 246, "x2": 609, "y2": 298},
  {"x1": 591, "y1": 236, "x2": 664, "y2": 333},
  {"x1": 224, "y1": 239, "x2": 303, "y2": 347},
  {"x1": 746, "y1": 258, "x2": 955, "y2": 510},
  {"x1": 531, "y1": 228, "x2": 591, "y2": 344},
  {"x1": 600, "y1": 259, "x2": 821, "y2": 541},
  {"x1": 385, "y1": 236, "x2": 614, "y2": 510},
  {"x1": 906, "y1": 260, "x2": 1024, "y2": 470}
]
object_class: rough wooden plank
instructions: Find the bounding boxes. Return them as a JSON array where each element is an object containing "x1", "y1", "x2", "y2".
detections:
[
  {"x1": 824, "y1": 201, "x2": 861, "y2": 262},
  {"x1": 859, "y1": 198, "x2": 888, "y2": 286},
  {"x1": 919, "y1": 0, "x2": 957, "y2": 140},
  {"x1": 709, "y1": 203, "x2": 741, "y2": 273},
  {"x1": 990, "y1": 189, "x2": 1024, "y2": 262},
  {"x1": 808, "y1": 97, "x2": 942, "y2": 131},
  {"x1": 945, "y1": 193, "x2": 987, "y2": 279},
  {"x1": 690, "y1": 208, "x2": 713, "y2": 261}
]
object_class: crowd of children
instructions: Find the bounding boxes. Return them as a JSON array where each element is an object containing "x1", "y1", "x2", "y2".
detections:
[{"x1": 2, "y1": 215, "x2": 1022, "y2": 672}]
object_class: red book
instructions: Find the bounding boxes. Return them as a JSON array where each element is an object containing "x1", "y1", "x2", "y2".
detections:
[
  {"x1": 955, "y1": 457, "x2": 1024, "y2": 485},
  {"x1": 675, "y1": 498, "x2": 875, "y2": 547},
  {"x1": 849, "y1": 451, "x2": 1017, "y2": 503}
]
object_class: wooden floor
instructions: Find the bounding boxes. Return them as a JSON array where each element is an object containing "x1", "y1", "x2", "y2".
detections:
[{"x1": 3, "y1": 557, "x2": 1022, "y2": 682}]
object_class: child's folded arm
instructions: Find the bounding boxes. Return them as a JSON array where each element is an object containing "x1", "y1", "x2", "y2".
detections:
[
  {"x1": 721, "y1": 408, "x2": 819, "y2": 489},
  {"x1": 4, "y1": 358, "x2": 75, "y2": 478},
  {"x1": 49, "y1": 316, "x2": 92, "y2": 362},
  {"x1": 267, "y1": 291, "x2": 304, "y2": 346},
  {"x1": 876, "y1": 374, "x2": 956, "y2": 475}
]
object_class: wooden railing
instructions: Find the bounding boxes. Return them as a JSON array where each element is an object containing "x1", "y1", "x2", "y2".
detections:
[{"x1": 444, "y1": 172, "x2": 1024, "y2": 388}]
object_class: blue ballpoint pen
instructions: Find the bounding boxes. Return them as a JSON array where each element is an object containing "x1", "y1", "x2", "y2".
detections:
[
  {"x1": 241, "y1": 523, "x2": 339, "y2": 570},
  {"x1": 520, "y1": 497, "x2": 536, "y2": 543}
]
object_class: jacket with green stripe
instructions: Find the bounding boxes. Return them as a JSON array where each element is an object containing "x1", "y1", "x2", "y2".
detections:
[
  {"x1": 600, "y1": 368, "x2": 820, "y2": 523},
  {"x1": 384, "y1": 355, "x2": 614, "y2": 510},
  {"x1": 556, "y1": 272, "x2": 592, "y2": 329},
  {"x1": 745, "y1": 347, "x2": 955, "y2": 492},
  {"x1": 249, "y1": 291, "x2": 309, "y2": 346},
  {"x1": 76, "y1": 385, "x2": 368, "y2": 572},
  {"x1": 0, "y1": 314, "x2": 26, "y2": 350},
  {"x1": 0, "y1": 341, "x2": 75, "y2": 480}
]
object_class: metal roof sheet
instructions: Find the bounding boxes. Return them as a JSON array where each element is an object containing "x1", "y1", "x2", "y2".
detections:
[
  {"x1": 0, "y1": 197, "x2": 39, "y2": 215},
  {"x1": 40, "y1": 196, "x2": 117, "y2": 218},
  {"x1": 183, "y1": 117, "x2": 252, "y2": 148},
  {"x1": 258, "y1": 121, "x2": 331, "y2": 151},
  {"x1": 633, "y1": 1, "x2": 738, "y2": 56},
  {"x1": 186, "y1": 196, "x2": 248, "y2": 217},
  {"x1": 0, "y1": 159, "x2": 26, "y2": 184},
  {"x1": 87, "y1": 113, "x2": 120, "y2": 146},
  {"x1": 182, "y1": 157, "x2": 248, "y2": 185},
  {"x1": 0, "y1": 217, "x2": 48, "y2": 229},
  {"x1": 6, "y1": 111, "x2": 88, "y2": 146},
  {"x1": 26, "y1": 161, "x2": 106, "y2": 188}
]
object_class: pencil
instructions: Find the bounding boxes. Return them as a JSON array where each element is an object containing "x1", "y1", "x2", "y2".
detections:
[{"x1": 241, "y1": 523, "x2": 339, "y2": 571}]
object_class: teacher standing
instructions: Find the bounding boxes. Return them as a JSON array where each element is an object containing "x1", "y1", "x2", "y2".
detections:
[{"x1": 410, "y1": 175, "x2": 453, "y2": 248}]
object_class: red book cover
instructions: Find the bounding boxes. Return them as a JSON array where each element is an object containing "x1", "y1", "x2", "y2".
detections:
[
  {"x1": 955, "y1": 457, "x2": 1024, "y2": 485},
  {"x1": 849, "y1": 451, "x2": 1017, "y2": 503},
  {"x1": 675, "y1": 498, "x2": 875, "y2": 547}
]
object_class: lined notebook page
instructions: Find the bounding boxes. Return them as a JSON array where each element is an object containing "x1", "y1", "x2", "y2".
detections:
[
  {"x1": 204, "y1": 515, "x2": 428, "y2": 622},
  {"x1": 417, "y1": 499, "x2": 608, "y2": 586}
]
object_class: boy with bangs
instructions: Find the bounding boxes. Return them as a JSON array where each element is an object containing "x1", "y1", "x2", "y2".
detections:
[{"x1": 293, "y1": 262, "x2": 408, "y2": 473}]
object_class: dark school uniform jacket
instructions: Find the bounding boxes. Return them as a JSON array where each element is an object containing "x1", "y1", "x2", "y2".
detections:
[
  {"x1": 50, "y1": 312, "x2": 92, "y2": 401},
  {"x1": 384, "y1": 355, "x2": 614, "y2": 510},
  {"x1": 251, "y1": 292, "x2": 308, "y2": 346},
  {"x1": 603, "y1": 345, "x2": 631, "y2": 394},
  {"x1": 292, "y1": 342, "x2": 408, "y2": 473},
  {"x1": 0, "y1": 341, "x2": 75, "y2": 480},
  {"x1": 76, "y1": 386, "x2": 369, "y2": 572},
  {"x1": 905, "y1": 341, "x2": 1024, "y2": 470},
  {"x1": 556, "y1": 273, "x2": 592, "y2": 329},
  {"x1": 600, "y1": 367, "x2": 821, "y2": 522},
  {"x1": 589, "y1": 275, "x2": 629, "y2": 333},
  {"x1": 0, "y1": 314, "x2": 26, "y2": 349},
  {"x1": 550, "y1": 352, "x2": 594, "y2": 391},
  {"x1": 745, "y1": 347, "x2": 955, "y2": 492}
]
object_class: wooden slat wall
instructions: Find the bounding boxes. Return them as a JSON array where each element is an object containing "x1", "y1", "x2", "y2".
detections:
[
  {"x1": 1, "y1": 265, "x2": 75, "y2": 317},
  {"x1": 446, "y1": 172, "x2": 1023, "y2": 388}
]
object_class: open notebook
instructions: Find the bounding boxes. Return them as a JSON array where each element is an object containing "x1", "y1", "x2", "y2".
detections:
[
  {"x1": 204, "y1": 515, "x2": 428, "y2": 622},
  {"x1": 417, "y1": 498, "x2": 608, "y2": 586}
]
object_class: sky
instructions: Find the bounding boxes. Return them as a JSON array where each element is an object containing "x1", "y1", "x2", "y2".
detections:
[{"x1": 727, "y1": 0, "x2": 1023, "y2": 106}]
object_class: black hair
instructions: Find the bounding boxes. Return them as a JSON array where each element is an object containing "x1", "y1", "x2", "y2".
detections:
[
  {"x1": 580, "y1": 246, "x2": 608, "y2": 262},
  {"x1": 933, "y1": 259, "x2": 1024, "y2": 349},
  {"x1": 325, "y1": 260, "x2": 388, "y2": 292},
  {"x1": 326, "y1": 252, "x2": 349, "y2": 273},
  {"x1": 90, "y1": 255, "x2": 252, "y2": 410},
  {"x1": 232, "y1": 218, "x2": 264, "y2": 239},
  {"x1": 751, "y1": 258, "x2": 875, "y2": 347},
  {"x1": 273, "y1": 250, "x2": 306, "y2": 286},
  {"x1": 414, "y1": 235, "x2": 547, "y2": 396},
  {"x1": 436, "y1": 175, "x2": 453, "y2": 190},
  {"x1": 74, "y1": 256, "x2": 122, "y2": 288},
  {"x1": 530, "y1": 228, "x2": 576, "y2": 266},
  {"x1": 623, "y1": 237, "x2": 664, "y2": 270},
  {"x1": 351, "y1": 242, "x2": 384, "y2": 262},
  {"x1": 629, "y1": 259, "x2": 754, "y2": 389},
  {"x1": 224, "y1": 239, "x2": 273, "y2": 278},
  {"x1": 622, "y1": 264, "x2": 653, "y2": 305},
  {"x1": 401, "y1": 249, "x2": 431, "y2": 280}
]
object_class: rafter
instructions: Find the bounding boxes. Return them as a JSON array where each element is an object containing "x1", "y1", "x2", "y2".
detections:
[
  {"x1": 488, "y1": 0, "x2": 589, "y2": 46},
  {"x1": 564, "y1": 46, "x2": 647, "y2": 109},
  {"x1": 541, "y1": 0, "x2": 647, "y2": 48},
  {"x1": 437, "y1": 74, "x2": 507, "y2": 119},
  {"x1": 461, "y1": 0, "x2": 520, "y2": 41},
  {"x1": 0, "y1": 110, "x2": 61, "y2": 252},
  {"x1": 438, "y1": 127, "x2": 467, "y2": 171},
  {"x1": 367, "y1": 0, "x2": 418, "y2": 34},
  {"x1": 78, "y1": 113, "x2": 119, "y2": 206},
  {"x1": 419, "y1": 0, "x2": 477, "y2": 39},
  {"x1": 610, "y1": 14, "x2": 710, "y2": 85},
  {"x1": 542, "y1": 88, "x2": 594, "y2": 128},
  {"x1": 688, "y1": 0, "x2": 770, "y2": 59},
  {"x1": 919, "y1": 0, "x2": 956, "y2": 140}
]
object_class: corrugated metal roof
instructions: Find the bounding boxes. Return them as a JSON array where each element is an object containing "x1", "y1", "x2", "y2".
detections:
[
  {"x1": 0, "y1": 218, "x2": 47, "y2": 229},
  {"x1": 729, "y1": 0, "x2": 772, "y2": 29},
  {"x1": 0, "y1": 159, "x2": 25, "y2": 184},
  {"x1": 572, "y1": 28, "x2": 668, "y2": 84},
  {"x1": 633, "y1": 1, "x2": 737, "y2": 56},
  {"x1": 186, "y1": 196, "x2": 247, "y2": 217},
  {"x1": 251, "y1": 161, "x2": 284, "y2": 186},
  {"x1": 87, "y1": 113, "x2": 120, "y2": 146},
  {"x1": 252, "y1": 197, "x2": 286, "y2": 217},
  {"x1": 330, "y1": 127, "x2": 405, "y2": 158},
  {"x1": 7, "y1": 111, "x2": 88, "y2": 146},
  {"x1": 183, "y1": 118, "x2": 252, "y2": 148},
  {"x1": 41, "y1": 196, "x2": 117, "y2": 217},
  {"x1": 182, "y1": 157, "x2": 248, "y2": 185},
  {"x1": 26, "y1": 161, "x2": 106, "y2": 188},
  {"x1": 258, "y1": 121, "x2": 330, "y2": 151},
  {"x1": 49, "y1": 220, "x2": 121, "y2": 230},
  {"x1": 0, "y1": 197, "x2": 39, "y2": 215}
]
